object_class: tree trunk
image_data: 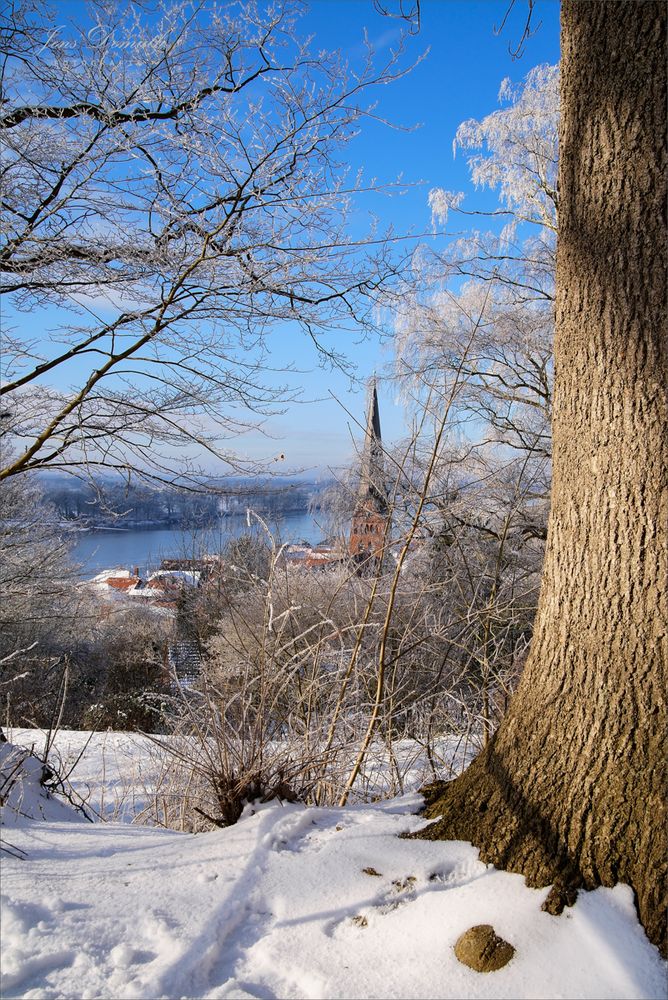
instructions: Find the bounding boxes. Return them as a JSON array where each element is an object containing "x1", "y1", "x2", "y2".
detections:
[{"x1": 419, "y1": 1, "x2": 667, "y2": 955}]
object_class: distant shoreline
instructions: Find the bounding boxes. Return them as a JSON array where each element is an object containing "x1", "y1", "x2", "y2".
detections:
[{"x1": 63, "y1": 509, "x2": 311, "y2": 534}]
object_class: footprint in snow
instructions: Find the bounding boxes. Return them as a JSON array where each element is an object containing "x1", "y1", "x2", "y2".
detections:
[
  {"x1": 331, "y1": 861, "x2": 487, "y2": 937},
  {"x1": 110, "y1": 943, "x2": 157, "y2": 969},
  {"x1": 427, "y1": 859, "x2": 488, "y2": 889},
  {"x1": 261, "y1": 810, "x2": 323, "y2": 853},
  {"x1": 326, "y1": 872, "x2": 420, "y2": 937}
]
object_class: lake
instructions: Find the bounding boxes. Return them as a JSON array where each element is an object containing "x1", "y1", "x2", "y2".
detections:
[{"x1": 69, "y1": 511, "x2": 327, "y2": 577}]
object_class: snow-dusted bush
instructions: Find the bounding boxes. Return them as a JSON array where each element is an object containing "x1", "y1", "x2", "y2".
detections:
[{"x1": 0, "y1": 739, "x2": 85, "y2": 826}]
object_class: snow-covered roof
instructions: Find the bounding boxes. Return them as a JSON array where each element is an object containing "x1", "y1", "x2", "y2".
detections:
[{"x1": 91, "y1": 568, "x2": 135, "y2": 583}]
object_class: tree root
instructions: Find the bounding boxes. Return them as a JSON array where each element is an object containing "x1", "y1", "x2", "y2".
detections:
[{"x1": 411, "y1": 751, "x2": 585, "y2": 913}]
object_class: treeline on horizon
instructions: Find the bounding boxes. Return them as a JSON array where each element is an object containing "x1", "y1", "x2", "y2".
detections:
[{"x1": 40, "y1": 475, "x2": 326, "y2": 531}]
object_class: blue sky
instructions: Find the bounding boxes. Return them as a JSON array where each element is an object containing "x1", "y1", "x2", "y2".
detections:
[
  {"x1": 6, "y1": 0, "x2": 561, "y2": 481},
  {"x1": 245, "y1": 0, "x2": 561, "y2": 476}
]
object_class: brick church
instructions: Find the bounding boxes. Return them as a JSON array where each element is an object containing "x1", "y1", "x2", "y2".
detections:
[{"x1": 349, "y1": 378, "x2": 390, "y2": 568}]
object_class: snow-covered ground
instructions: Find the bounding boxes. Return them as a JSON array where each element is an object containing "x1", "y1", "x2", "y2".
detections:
[{"x1": 1, "y1": 732, "x2": 666, "y2": 1000}]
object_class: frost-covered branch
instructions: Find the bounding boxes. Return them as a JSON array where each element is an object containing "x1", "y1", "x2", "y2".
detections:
[{"x1": 1, "y1": 0, "x2": 415, "y2": 483}]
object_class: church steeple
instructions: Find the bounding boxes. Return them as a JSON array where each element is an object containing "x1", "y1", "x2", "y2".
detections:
[
  {"x1": 349, "y1": 378, "x2": 390, "y2": 566},
  {"x1": 358, "y1": 378, "x2": 388, "y2": 514}
]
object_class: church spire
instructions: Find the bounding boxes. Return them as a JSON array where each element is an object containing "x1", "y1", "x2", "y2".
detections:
[
  {"x1": 358, "y1": 377, "x2": 388, "y2": 515},
  {"x1": 349, "y1": 378, "x2": 390, "y2": 565}
]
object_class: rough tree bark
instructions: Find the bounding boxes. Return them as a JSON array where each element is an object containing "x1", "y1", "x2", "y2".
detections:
[{"x1": 419, "y1": 0, "x2": 667, "y2": 954}]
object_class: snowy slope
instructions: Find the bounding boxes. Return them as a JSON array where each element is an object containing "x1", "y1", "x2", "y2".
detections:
[{"x1": 1, "y1": 736, "x2": 666, "y2": 1000}]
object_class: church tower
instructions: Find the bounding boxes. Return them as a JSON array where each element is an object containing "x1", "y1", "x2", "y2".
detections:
[{"x1": 349, "y1": 378, "x2": 390, "y2": 567}]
